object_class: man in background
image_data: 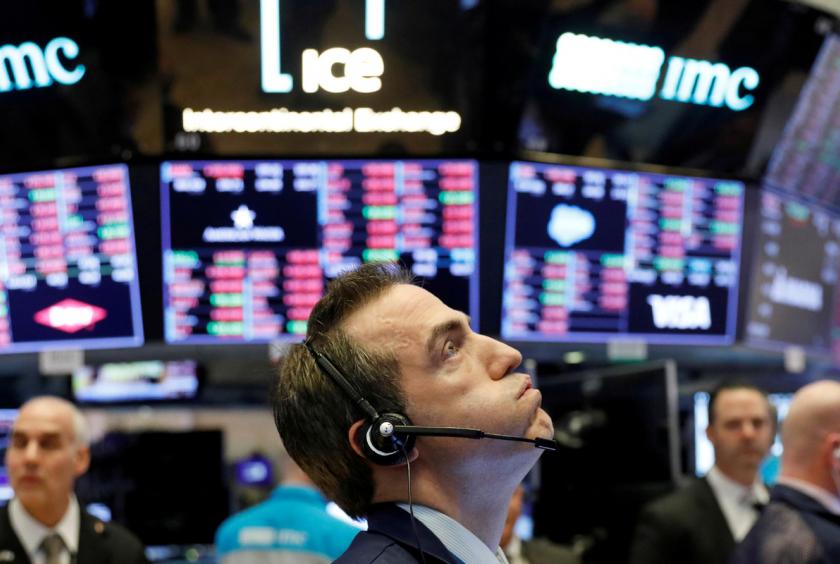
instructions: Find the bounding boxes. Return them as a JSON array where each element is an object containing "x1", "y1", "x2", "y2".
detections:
[
  {"x1": 731, "y1": 380, "x2": 840, "y2": 563},
  {"x1": 629, "y1": 382, "x2": 775, "y2": 564},
  {"x1": 501, "y1": 484, "x2": 579, "y2": 564},
  {"x1": 214, "y1": 448, "x2": 360, "y2": 563},
  {"x1": 1, "y1": 396, "x2": 148, "y2": 564}
]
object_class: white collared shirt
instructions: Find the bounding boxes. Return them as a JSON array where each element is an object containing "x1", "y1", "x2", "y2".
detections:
[
  {"x1": 705, "y1": 466, "x2": 769, "y2": 541},
  {"x1": 9, "y1": 495, "x2": 80, "y2": 564},
  {"x1": 397, "y1": 503, "x2": 509, "y2": 564},
  {"x1": 776, "y1": 476, "x2": 840, "y2": 516}
]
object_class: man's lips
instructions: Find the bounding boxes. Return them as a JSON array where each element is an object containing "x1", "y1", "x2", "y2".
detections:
[{"x1": 517, "y1": 376, "x2": 533, "y2": 399}]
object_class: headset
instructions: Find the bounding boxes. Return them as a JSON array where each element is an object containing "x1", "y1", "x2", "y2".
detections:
[{"x1": 303, "y1": 339, "x2": 557, "y2": 466}]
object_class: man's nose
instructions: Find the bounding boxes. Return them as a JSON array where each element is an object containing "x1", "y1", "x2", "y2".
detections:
[
  {"x1": 483, "y1": 335, "x2": 523, "y2": 380},
  {"x1": 23, "y1": 441, "x2": 40, "y2": 461}
]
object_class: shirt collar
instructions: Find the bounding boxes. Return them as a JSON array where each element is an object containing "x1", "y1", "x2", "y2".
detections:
[
  {"x1": 775, "y1": 477, "x2": 840, "y2": 516},
  {"x1": 707, "y1": 466, "x2": 769, "y2": 505},
  {"x1": 9, "y1": 495, "x2": 80, "y2": 557},
  {"x1": 397, "y1": 504, "x2": 509, "y2": 564}
]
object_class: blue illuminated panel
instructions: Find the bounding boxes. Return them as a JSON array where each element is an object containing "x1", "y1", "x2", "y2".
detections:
[
  {"x1": 501, "y1": 161, "x2": 744, "y2": 344},
  {"x1": 0, "y1": 164, "x2": 144, "y2": 353},
  {"x1": 160, "y1": 159, "x2": 478, "y2": 344}
]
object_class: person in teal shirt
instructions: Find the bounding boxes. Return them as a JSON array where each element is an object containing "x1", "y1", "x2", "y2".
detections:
[{"x1": 215, "y1": 452, "x2": 361, "y2": 563}]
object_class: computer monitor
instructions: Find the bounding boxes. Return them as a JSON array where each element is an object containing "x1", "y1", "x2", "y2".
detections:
[
  {"x1": 72, "y1": 360, "x2": 200, "y2": 404},
  {"x1": 160, "y1": 159, "x2": 478, "y2": 344},
  {"x1": 0, "y1": 163, "x2": 144, "y2": 353},
  {"x1": 533, "y1": 361, "x2": 681, "y2": 561},
  {"x1": 693, "y1": 391, "x2": 791, "y2": 485},
  {"x1": 764, "y1": 33, "x2": 840, "y2": 208},
  {"x1": 0, "y1": 409, "x2": 18, "y2": 503},
  {"x1": 743, "y1": 188, "x2": 840, "y2": 353},
  {"x1": 501, "y1": 160, "x2": 744, "y2": 344}
]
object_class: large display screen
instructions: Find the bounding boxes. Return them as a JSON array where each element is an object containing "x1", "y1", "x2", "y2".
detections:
[
  {"x1": 161, "y1": 159, "x2": 478, "y2": 343},
  {"x1": 764, "y1": 34, "x2": 840, "y2": 208},
  {"x1": 72, "y1": 360, "x2": 200, "y2": 404},
  {"x1": 501, "y1": 161, "x2": 744, "y2": 344},
  {"x1": 0, "y1": 164, "x2": 144, "y2": 353},
  {"x1": 509, "y1": 0, "x2": 829, "y2": 175},
  {"x1": 0, "y1": 409, "x2": 16, "y2": 503},
  {"x1": 744, "y1": 189, "x2": 840, "y2": 353}
]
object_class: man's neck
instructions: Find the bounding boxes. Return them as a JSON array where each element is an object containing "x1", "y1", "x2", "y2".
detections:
[
  {"x1": 715, "y1": 464, "x2": 759, "y2": 488},
  {"x1": 373, "y1": 460, "x2": 518, "y2": 549},
  {"x1": 24, "y1": 498, "x2": 70, "y2": 528}
]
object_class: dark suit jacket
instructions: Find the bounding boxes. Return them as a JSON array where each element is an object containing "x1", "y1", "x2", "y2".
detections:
[
  {"x1": 628, "y1": 477, "x2": 735, "y2": 564},
  {"x1": 730, "y1": 484, "x2": 840, "y2": 564},
  {"x1": 0, "y1": 504, "x2": 148, "y2": 564},
  {"x1": 334, "y1": 504, "x2": 461, "y2": 564}
]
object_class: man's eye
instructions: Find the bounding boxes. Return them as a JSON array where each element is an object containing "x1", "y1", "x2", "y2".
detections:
[{"x1": 444, "y1": 341, "x2": 459, "y2": 359}]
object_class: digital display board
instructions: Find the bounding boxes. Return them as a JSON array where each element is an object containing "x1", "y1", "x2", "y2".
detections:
[
  {"x1": 161, "y1": 159, "x2": 478, "y2": 344},
  {"x1": 501, "y1": 161, "x2": 743, "y2": 344},
  {"x1": 764, "y1": 34, "x2": 840, "y2": 208},
  {"x1": 0, "y1": 164, "x2": 144, "y2": 353},
  {"x1": 744, "y1": 189, "x2": 840, "y2": 353},
  {"x1": 72, "y1": 360, "x2": 200, "y2": 404},
  {"x1": 0, "y1": 409, "x2": 16, "y2": 503}
]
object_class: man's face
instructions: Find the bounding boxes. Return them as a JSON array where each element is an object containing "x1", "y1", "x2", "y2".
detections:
[
  {"x1": 5, "y1": 400, "x2": 89, "y2": 517},
  {"x1": 343, "y1": 284, "x2": 554, "y2": 462},
  {"x1": 707, "y1": 389, "x2": 773, "y2": 479}
]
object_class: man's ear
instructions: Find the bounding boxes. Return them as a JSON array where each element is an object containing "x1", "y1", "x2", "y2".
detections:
[
  {"x1": 347, "y1": 419, "x2": 420, "y2": 465},
  {"x1": 74, "y1": 445, "x2": 90, "y2": 477},
  {"x1": 348, "y1": 420, "x2": 367, "y2": 459}
]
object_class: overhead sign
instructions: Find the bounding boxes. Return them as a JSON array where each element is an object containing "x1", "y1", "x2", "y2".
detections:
[
  {"x1": 0, "y1": 37, "x2": 85, "y2": 92},
  {"x1": 548, "y1": 33, "x2": 759, "y2": 111},
  {"x1": 182, "y1": 0, "x2": 462, "y2": 136}
]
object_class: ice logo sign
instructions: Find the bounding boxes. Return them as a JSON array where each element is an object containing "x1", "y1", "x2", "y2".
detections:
[
  {"x1": 548, "y1": 204, "x2": 595, "y2": 247},
  {"x1": 647, "y1": 295, "x2": 712, "y2": 330}
]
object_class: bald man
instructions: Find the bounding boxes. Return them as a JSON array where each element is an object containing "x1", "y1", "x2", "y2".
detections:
[
  {"x1": 1, "y1": 396, "x2": 148, "y2": 564},
  {"x1": 731, "y1": 380, "x2": 840, "y2": 564}
]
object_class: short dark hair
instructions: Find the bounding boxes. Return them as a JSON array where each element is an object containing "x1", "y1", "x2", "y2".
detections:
[
  {"x1": 271, "y1": 263, "x2": 413, "y2": 518},
  {"x1": 707, "y1": 381, "x2": 774, "y2": 426}
]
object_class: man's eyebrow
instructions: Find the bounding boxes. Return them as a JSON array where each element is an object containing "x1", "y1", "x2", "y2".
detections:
[{"x1": 425, "y1": 315, "x2": 471, "y2": 357}]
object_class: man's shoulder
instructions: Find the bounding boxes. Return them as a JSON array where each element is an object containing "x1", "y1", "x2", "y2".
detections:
[
  {"x1": 80, "y1": 513, "x2": 147, "y2": 561},
  {"x1": 334, "y1": 532, "x2": 422, "y2": 564},
  {"x1": 642, "y1": 478, "x2": 715, "y2": 518},
  {"x1": 732, "y1": 502, "x2": 825, "y2": 564}
]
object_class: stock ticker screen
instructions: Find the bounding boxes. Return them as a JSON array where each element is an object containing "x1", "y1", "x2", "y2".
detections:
[
  {"x1": 744, "y1": 189, "x2": 840, "y2": 353},
  {"x1": 501, "y1": 162, "x2": 744, "y2": 344},
  {"x1": 0, "y1": 164, "x2": 144, "y2": 353},
  {"x1": 161, "y1": 159, "x2": 478, "y2": 344}
]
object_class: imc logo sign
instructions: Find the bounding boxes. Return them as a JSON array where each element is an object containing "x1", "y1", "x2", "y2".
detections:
[
  {"x1": 0, "y1": 37, "x2": 85, "y2": 92},
  {"x1": 548, "y1": 33, "x2": 759, "y2": 111}
]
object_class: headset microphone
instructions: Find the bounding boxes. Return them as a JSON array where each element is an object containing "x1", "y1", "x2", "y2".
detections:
[
  {"x1": 304, "y1": 339, "x2": 558, "y2": 466},
  {"x1": 385, "y1": 423, "x2": 557, "y2": 451}
]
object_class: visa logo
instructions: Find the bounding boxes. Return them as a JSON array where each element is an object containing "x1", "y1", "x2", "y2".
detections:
[
  {"x1": 647, "y1": 294, "x2": 712, "y2": 330},
  {"x1": 548, "y1": 33, "x2": 759, "y2": 111}
]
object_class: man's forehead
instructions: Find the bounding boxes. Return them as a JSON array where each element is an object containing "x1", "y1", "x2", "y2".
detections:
[
  {"x1": 341, "y1": 284, "x2": 450, "y2": 346},
  {"x1": 15, "y1": 403, "x2": 73, "y2": 434},
  {"x1": 715, "y1": 389, "x2": 770, "y2": 415}
]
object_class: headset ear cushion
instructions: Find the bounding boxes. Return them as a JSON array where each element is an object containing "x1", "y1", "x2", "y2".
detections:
[{"x1": 357, "y1": 412, "x2": 416, "y2": 466}]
